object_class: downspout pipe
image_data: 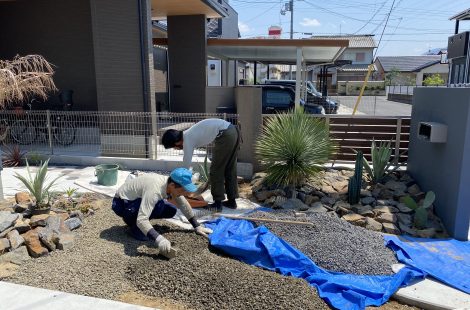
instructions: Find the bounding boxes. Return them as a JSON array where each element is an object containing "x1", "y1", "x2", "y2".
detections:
[{"x1": 138, "y1": 0, "x2": 150, "y2": 158}]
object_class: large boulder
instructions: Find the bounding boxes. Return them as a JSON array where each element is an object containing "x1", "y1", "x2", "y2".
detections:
[
  {"x1": 22, "y1": 229, "x2": 49, "y2": 258},
  {"x1": 0, "y1": 246, "x2": 30, "y2": 265}
]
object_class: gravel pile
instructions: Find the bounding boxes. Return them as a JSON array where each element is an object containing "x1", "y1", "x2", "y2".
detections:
[
  {"x1": 246, "y1": 210, "x2": 398, "y2": 275},
  {"x1": 8, "y1": 199, "x2": 329, "y2": 310}
]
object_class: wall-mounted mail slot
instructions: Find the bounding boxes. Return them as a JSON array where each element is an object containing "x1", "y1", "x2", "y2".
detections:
[{"x1": 418, "y1": 122, "x2": 447, "y2": 143}]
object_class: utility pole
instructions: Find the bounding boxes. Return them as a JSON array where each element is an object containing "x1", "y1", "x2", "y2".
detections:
[{"x1": 281, "y1": 0, "x2": 294, "y2": 79}]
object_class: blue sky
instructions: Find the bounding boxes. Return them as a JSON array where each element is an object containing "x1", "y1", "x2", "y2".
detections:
[{"x1": 231, "y1": 0, "x2": 470, "y2": 56}]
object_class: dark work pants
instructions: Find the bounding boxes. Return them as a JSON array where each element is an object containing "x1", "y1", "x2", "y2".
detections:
[
  {"x1": 111, "y1": 197, "x2": 177, "y2": 241},
  {"x1": 210, "y1": 124, "x2": 240, "y2": 202}
]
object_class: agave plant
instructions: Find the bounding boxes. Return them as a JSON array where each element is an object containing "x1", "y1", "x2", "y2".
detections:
[
  {"x1": 360, "y1": 140, "x2": 397, "y2": 184},
  {"x1": 64, "y1": 186, "x2": 78, "y2": 199},
  {"x1": 255, "y1": 108, "x2": 336, "y2": 192},
  {"x1": 14, "y1": 159, "x2": 62, "y2": 209}
]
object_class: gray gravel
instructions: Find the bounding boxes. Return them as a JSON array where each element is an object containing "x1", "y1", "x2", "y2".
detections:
[
  {"x1": 246, "y1": 210, "x2": 398, "y2": 275},
  {"x1": 7, "y1": 199, "x2": 329, "y2": 310}
]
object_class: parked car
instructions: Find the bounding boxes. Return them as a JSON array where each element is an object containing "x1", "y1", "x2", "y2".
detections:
[{"x1": 264, "y1": 79, "x2": 339, "y2": 114}]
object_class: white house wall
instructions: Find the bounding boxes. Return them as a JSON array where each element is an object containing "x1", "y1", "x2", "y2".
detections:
[
  {"x1": 416, "y1": 63, "x2": 449, "y2": 86},
  {"x1": 338, "y1": 48, "x2": 374, "y2": 65}
]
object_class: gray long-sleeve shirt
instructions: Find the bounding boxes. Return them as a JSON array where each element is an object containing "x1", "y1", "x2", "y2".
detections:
[
  {"x1": 116, "y1": 174, "x2": 194, "y2": 236},
  {"x1": 182, "y1": 118, "x2": 230, "y2": 168}
]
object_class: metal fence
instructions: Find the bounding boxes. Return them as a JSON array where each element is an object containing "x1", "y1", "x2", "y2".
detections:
[
  {"x1": 386, "y1": 85, "x2": 415, "y2": 95},
  {"x1": 0, "y1": 110, "x2": 238, "y2": 160}
]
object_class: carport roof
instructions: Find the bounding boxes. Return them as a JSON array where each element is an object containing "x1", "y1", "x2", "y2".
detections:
[
  {"x1": 153, "y1": 38, "x2": 349, "y2": 65},
  {"x1": 151, "y1": 0, "x2": 226, "y2": 20}
]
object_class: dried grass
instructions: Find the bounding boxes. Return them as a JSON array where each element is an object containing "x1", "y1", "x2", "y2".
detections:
[{"x1": 0, "y1": 55, "x2": 57, "y2": 107}]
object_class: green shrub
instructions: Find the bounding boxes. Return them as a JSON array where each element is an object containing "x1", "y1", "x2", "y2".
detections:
[{"x1": 255, "y1": 108, "x2": 336, "y2": 190}]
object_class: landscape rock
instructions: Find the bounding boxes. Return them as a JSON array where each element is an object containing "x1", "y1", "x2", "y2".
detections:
[
  {"x1": 45, "y1": 215, "x2": 71, "y2": 234},
  {"x1": 371, "y1": 188, "x2": 381, "y2": 198},
  {"x1": 13, "y1": 220, "x2": 31, "y2": 234},
  {"x1": 305, "y1": 195, "x2": 320, "y2": 205},
  {"x1": 255, "y1": 189, "x2": 284, "y2": 202},
  {"x1": 397, "y1": 213, "x2": 412, "y2": 226},
  {"x1": 30, "y1": 214, "x2": 50, "y2": 227},
  {"x1": 396, "y1": 203, "x2": 413, "y2": 213},
  {"x1": 333, "y1": 201, "x2": 351, "y2": 210},
  {"x1": 0, "y1": 211, "x2": 20, "y2": 233},
  {"x1": 341, "y1": 214, "x2": 367, "y2": 227},
  {"x1": 56, "y1": 233, "x2": 75, "y2": 250},
  {"x1": 0, "y1": 246, "x2": 30, "y2": 265},
  {"x1": 321, "y1": 184, "x2": 336, "y2": 194},
  {"x1": 360, "y1": 189, "x2": 372, "y2": 197},
  {"x1": 22, "y1": 229, "x2": 49, "y2": 258},
  {"x1": 280, "y1": 198, "x2": 309, "y2": 211},
  {"x1": 0, "y1": 262, "x2": 19, "y2": 279},
  {"x1": 307, "y1": 202, "x2": 328, "y2": 213},
  {"x1": 374, "y1": 205, "x2": 399, "y2": 214},
  {"x1": 15, "y1": 192, "x2": 31, "y2": 204},
  {"x1": 0, "y1": 238, "x2": 11, "y2": 254},
  {"x1": 272, "y1": 196, "x2": 287, "y2": 209},
  {"x1": 320, "y1": 196, "x2": 337, "y2": 206},
  {"x1": 385, "y1": 180, "x2": 407, "y2": 192},
  {"x1": 13, "y1": 203, "x2": 29, "y2": 213},
  {"x1": 6, "y1": 230, "x2": 24, "y2": 250},
  {"x1": 360, "y1": 196, "x2": 376, "y2": 206},
  {"x1": 400, "y1": 173, "x2": 414, "y2": 183},
  {"x1": 296, "y1": 192, "x2": 307, "y2": 203},
  {"x1": 376, "y1": 213, "x2": 397, "y2": 224},
  {"x1": 378, "y1": 189, "x2": 394, "y2": 200},
  {"x1": 331, "y1": 181, "x2": 348, "y2": 194},
  {"x1": 382, "y1": 223, "x2": 400, "y2": 235},
  {"x1": 407, "y1": 184, "x2": 421, "y2": 196},
  {"x1": 0, "y1": 226, "x2": 14, "y2": 238},
  {"x1": 365, "y1": 218, "x2": 383, "y2": 232},
  {"x1": 398, "y1": 222, "x2": 417, "y2": 236},
  {"x1": 37, "y1": 227, "x2": 58, "y2": 251},
  {"x1": 70, "y1": 210, "x2": 85, "y2": 221},
  {"x1": 352, "y1": 204, "x2": 372, "y2": 214},
  {"x1": 58, "y1": 212, "x2": 70, "y2": 222},
  {"x1": 416, "y1": 228, "x2": 436, "y2": 238}
]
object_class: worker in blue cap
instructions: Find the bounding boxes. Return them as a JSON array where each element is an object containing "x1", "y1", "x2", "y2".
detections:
[{"x1": 112, "y1": 167, "x2": 212, "y2": 255}]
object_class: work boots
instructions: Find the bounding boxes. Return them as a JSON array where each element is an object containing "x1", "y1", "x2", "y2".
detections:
[
  {"x1": 206, "y1": 200, "x2": 223, "y2": 213},
  {"x1": 222, "y1": 199, "x2": 237, "y2": 209}
]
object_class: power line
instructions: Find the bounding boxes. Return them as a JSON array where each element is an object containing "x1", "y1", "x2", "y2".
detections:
[{"x1": 374, "y1": 0, "x2": 396, "y2": 59}]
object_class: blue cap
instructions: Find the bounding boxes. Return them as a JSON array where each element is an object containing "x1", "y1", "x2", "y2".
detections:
[{"x1": 170, "y1": 168, "x2": 198, "y2": 193}]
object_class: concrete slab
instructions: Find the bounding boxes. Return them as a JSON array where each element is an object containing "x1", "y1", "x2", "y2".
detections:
[
  {"x1": 392, "y1": 264, "x2": 470, "y2": 310},
  {"x1": 0, "y1": 281, "x2": 157, "y2": 310}
]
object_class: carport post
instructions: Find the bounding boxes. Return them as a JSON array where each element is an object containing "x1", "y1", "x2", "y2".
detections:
[{"x1": 294, "y1": 47, "x2": 303, "y2": 109}]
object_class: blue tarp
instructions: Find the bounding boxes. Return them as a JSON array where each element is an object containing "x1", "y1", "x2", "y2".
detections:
[
  {"x1": 206, "y1": 218, "x2": 424, "y2": 310},
  {"x1": 384, "y1": 235, "x2": 470, "y2": 294}
]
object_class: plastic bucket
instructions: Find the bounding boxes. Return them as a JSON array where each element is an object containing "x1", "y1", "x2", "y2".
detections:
[{"x1": 95, "y1": 164, "x2": 119, "y2": 186}]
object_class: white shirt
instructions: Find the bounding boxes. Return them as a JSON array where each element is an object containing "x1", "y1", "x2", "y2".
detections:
[{"x1": 182, "y1": 118, "x2": 230, "y2": 168}]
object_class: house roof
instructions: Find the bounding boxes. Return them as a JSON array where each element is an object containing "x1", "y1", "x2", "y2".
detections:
[
  {"x1": 375, "y1": 56, "x2": 441, "y2": 72},
  {"x1": 310, "y1": 35, "x2": 376, "y2": 48},
  {"x1": 337, "y1": 64, "x2": 376, "y2": 72},
  {"x1": 449, "y1": 8, "x2": 470, "y2": 20}
]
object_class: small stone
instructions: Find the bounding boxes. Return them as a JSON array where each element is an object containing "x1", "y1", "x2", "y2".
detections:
[
  {"x1": 361, "y1": 197, "x2": 376, "y2": 206},
  {"x1": 272, "y1": 196, "x2": 287, "y2": 209},
  {"x1": 378, "y1": 189, "x2": 394, "y2": 200},
  {"x1": 416, "y1": 228, "x2": 436, "y2": 238},
  {"x1": 332, "y1": 181, "x2": 348, "y2": 194},
  {"x1": 360, "y1": 190, "x2": 372, "y2": 197},
  {"x1": 58, "y1": 213, "x2": 70, "y2": 222},
  {"x1": 0, "y1": 262, "x2": 19, "y2": 279},
  {"x1": 360, "y1": 210, "x2": 375, "y2": 218},
  {"x1": 37, "y1": 227, "x2": 58, "y2": 251},
  {"x1": 336, "y1": 206, "x2": 351, "y2": 217},
  {"x1": 371, "y1": 188, "x2": 381, "y2": 198},
  {"x1": 413, "y1": 192, "x2": 426, "y2": 202},
  {"x1": 297, "y1": 192, "x2": 307, "y2": 203},
  {"x1": 64, "y1": 217, "x2": 82, "y2": 231},
  {"x1": 13, "y1": 220, "x2": 31, "y2": 234},
  {"x1": 30, "y1": 214, "x2": 50, "y2": 227},
  {"x1": 375, "y1": 206, "x2": 399, "y2": 214},
  {"x1": 383, "y1": 223, "x2": 401, "y2": 234},
  {"x1": 400, "y1": 173, "x2": 414, "y2": 183},
  {"x1": 397, "y1": 213, "x2": 412, "y2": 226},
  {"x1": 407, "y1": 184, "x2": 421, "y2": 196},
  {"x1": 0, "y1": 238, "x2": 10, "y2": 254},
  {"x1": 333, "y1": 201, "x2": 351, "y2": 210},
  {"x1": 22, "y1": 229, "x2": 49, "y2": 258},
  {"x1": 56, "y1": 233, "x2": 75, "y2": 250},
  {"x1": 398, "y1": 222, "x2": 417, "y2": 236},
  {"x1": 0, "y1": 227, "x2": 14, "y2": 238},
  {"x1": 396, "y1": 203, "x2": 413, "y2": 213},
  {"x1": 0, "y1": 211, "x2": 20, "y2": 233},
  {"x1": 376, "y1": 213, "x2": 397, "y2": 224},
  {"x1": 308, "y1": 202, "x2": 328, "y2": 213},
  {"x1": 365, "y1": 218, "x2": 383, "y2": 232},
  {"x1": 70, "y1": 210, "x2": 85, "y2": 221},
  {"x1": 342, "y1": 213, "x2": 367, "y2": 227},
  {"x1": 6, "y1": 230, "x2": 24, "y2": 250},
  {"x1": 280, "y1": 198, "x2": 308, "y2": 211},
  {"x1": 305, "y1": 195, "x2": 319, "y2": 205},
  {"x1": 352, "y1": 204, "x2": 372, "y2": 214},
  {"x1": 385, "y1": 180, "x2": 407, "y2": 192},
  {"x1": 264, "y1": 196, "x2": 276, "y2": 205},
  {"x1": 326, "y1": 211, "x2": 339, "y2": 218},
  {"x1": 13, "y1": 203, "x2": 30, "y2": 213},
  {"x1": 321, "y1": 196, "x2": 337, "y2": 206},
  {"x1": 15, "y1": 192, "x2": 31, "y2": 204},
  {"x1": 321, "y1": 184, "x2": 336, "y2": 194},
  {"x1": 0, "y1": 246, "x2": 30, "y2": 265}
]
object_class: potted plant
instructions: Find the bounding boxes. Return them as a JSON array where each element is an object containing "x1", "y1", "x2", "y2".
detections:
[{"x1": 14, "y1": 159, "x2": 62, "y2": 215}]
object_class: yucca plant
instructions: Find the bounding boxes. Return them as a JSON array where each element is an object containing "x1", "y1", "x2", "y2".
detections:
[
  {"x1": 14, "y1": 159, "x2": 62, "y2": 210},
  {"x1": 2, "y1": 144, "x2": 27, "y2": 167},
  {"x1": 196, "y1": 152, "x2": 210, "y2": 193},
  {"x1": 255, "y1": 108, "x2": 336, "y2": 193},
  {"x1": 360, "y1": 140, "x2": 397, "y2": 183}
]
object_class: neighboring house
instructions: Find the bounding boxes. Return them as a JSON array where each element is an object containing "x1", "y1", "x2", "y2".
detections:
[{"x1": 375, "y1": 56, "x2": 449, "y2": 86}]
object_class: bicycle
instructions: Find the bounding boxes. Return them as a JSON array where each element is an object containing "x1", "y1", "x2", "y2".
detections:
[{"x1": 9, "y1": 101, "x2": 76, "y2": 146}]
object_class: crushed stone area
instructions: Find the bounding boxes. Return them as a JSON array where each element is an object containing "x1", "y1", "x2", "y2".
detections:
[
  {"x1": 246, "y1": 210, "x2": 399, "y2": 275},
  {"x1": 7, "y1": 199, "x2": 329, "y2": 309}
]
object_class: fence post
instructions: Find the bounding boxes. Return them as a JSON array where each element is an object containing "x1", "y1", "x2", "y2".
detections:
[
  {"x1": 46, "y1": 110, "x2": 53, "y2": 155},
  {"x1": 394, "y1": 117, "x2": 402, "y2": 166},
  {"x1": 223, "y1": 113, "x2": 227, "y2": 121},
  {"x1": 151, "y1": 112, "x2": 157, "y2": 160}
]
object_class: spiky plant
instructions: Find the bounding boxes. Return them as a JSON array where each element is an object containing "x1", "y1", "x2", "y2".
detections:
[
  {"x1": 255, "y1": 108, "x2": 336, "y2": 191},
  {"x1": 361, "y1": 139, "x2": 396, "y2": 183},
  {"x1": 64, "y1": 187, "x2": 78, "y2": 199},
  {"x1": 14, "y1": 159, "x2": 62, "y2": 209},
  {"x1": 2, "y1": 144, "x2": 27, "y2": 167},
  {"x1": 0, "y1": 55, "x2": 57, "y2": 107}
]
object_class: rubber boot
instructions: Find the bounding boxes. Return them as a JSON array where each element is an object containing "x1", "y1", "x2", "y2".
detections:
[{"x1": 206, "y1": 200, "x2": 223, "y2": 213}]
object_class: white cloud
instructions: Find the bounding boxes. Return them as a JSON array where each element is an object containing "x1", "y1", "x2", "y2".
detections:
[
  {"x1": 300, "y1": 18, "x2": 321, "y2": 27},
  {"x1": 238, "y1": 22, "x2": 251, "y2": 33}
]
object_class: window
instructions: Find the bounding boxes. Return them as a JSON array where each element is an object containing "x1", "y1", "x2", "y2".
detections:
[
  {"x1": 264, "y1": 90, "x2": 292, "y2": 108},
  {"x1": 356, "y1": 53, "x2": 365, "y2": 62}
]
